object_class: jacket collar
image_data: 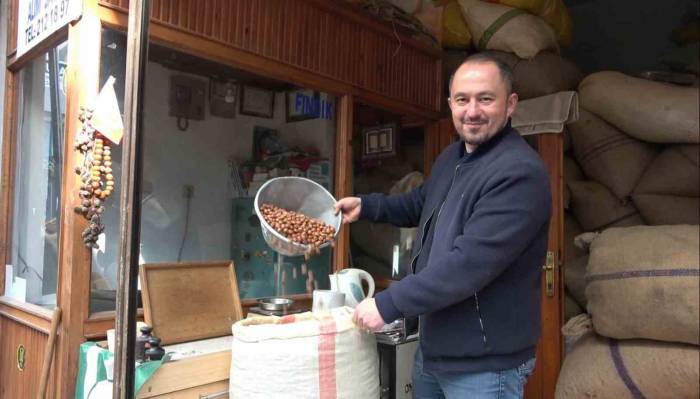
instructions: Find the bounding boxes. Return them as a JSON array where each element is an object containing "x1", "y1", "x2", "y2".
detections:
[{"x1": 458, "y1": 118, "x2": 513, "y2": 162}]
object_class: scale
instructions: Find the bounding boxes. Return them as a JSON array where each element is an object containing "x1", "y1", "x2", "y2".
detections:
[{"x1": 247, "y1": 253, "x2": 305, "y2": 316}]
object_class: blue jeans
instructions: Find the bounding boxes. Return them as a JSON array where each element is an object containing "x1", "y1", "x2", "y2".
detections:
[{"x1": 411, "y1": 348, "x2": 536, "y2": 399}]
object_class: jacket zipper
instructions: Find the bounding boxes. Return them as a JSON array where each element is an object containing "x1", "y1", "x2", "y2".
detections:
[
  {"x1": 432, "y1": 164, "x2": 461, "y2": 241},
  {"x1": 474, "y1": 292, "x2": 489, "y2": 349},
  {"x1": 410, "y1": 163, "x2": 462, "y2": 342},
  {"x1": 429, "y1": 162, "x2": 489, "y2": 350},
  {"x1": 410, "y1": 163, "x2": 462, "y2": 274}
]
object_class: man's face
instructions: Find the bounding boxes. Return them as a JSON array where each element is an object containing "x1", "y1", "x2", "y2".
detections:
[{"x1": 448, "y1": 62, "x2": 518, "y2": 152}]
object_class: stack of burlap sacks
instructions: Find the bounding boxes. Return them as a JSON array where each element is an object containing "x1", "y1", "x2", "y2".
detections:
[
  {"x1": 556, "y1": 71, "x2": 700, "y2": 398},
  {"x1": 391, "y1": 0, "x2": 582, "y2": 101}
]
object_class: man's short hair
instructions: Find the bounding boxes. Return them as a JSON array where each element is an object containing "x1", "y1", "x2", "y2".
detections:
[{"x1": 448, "y1": 53, "x2": 514, "y2": 96}]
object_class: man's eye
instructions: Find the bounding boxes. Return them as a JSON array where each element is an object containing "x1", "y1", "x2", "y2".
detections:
[
  {"x1": 480, "y1": 97, "x2": 493, "y2": 103},
  {"x1": 455, "y1": 98, "x2": 467, "y2": 104}
]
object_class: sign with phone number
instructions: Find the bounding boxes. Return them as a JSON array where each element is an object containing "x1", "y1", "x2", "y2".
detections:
[{"x1": 16, "y1": 0, "x2": 82, "y2": 58}]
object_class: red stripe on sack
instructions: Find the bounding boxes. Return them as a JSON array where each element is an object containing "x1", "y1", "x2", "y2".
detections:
[
  {"x1": 280, "y1": 315, "x2": 297, "y2": 324},
  {"x1": 318, "y1": 316, "x2": 338, "y2": 399}
]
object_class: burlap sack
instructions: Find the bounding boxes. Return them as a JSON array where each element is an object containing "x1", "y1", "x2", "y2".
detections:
[
  {"x1": 458, "y1": 0, "x2": 557, "y2": 59},
  {"x1": 579, "y1": 71, "x2": 700, "y2": 144},
  {"x1": 564, "y1": 213, "x2": 585, "y2": 262},
  {"x1": 563, "y1": 156, "x2": 583, "y2": 210},
  {"x1": 482, "y1": 50, "x2": 582, "y2": 99},
  {"x1": 568, "y1": 180, "x2": 644, "y2": 231},
  {"x1": 564, "y1": 292, "x2": 583, "y2": 321},
  {"x1": 555, "y1": 332, "x2": 700, "y2": 399},
  {"x1": 564, "y1": 155, "x2": 584, "y2": 181},
  {"x1": 634, "y1": 144, "x2": 699, "y2": 197},
  {"x1": 564, "y1": 255, "x2": 588, "y2": 308},
  {"x1": 632, "y1": 193, "x2": 700, "y2": 225},
  {"x1": 563, "y1": 129, "x2": 572, "y2": 153},
  {"x1": 351, "y1": 221, "x2": 399, "y2": 267},
  {"x1": 568, "y1": 109, "x2": 659, "y2": 200},
  {"x1": 351, "y1": 172, "x2": 424, "y2": 266},
  {"x1": 632, "y1": 145, "x2": 699, "y2": 224},
  {"x1": 586, "y1": 225, "x2": 700, "y2": 344}
]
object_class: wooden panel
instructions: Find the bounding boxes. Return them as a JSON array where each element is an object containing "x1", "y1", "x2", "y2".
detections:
[
  {"x1": 140, "y1": 261, "x2": 244, "y2": 345},
  {"x1": 524, "y1": 133, "x2": 564, "y2": 399},
  {"x1": 0, "y1": 71, "x2": 18, "y2": 294},
  {"x1": 54, "y1": 2, "x2": 102, "y2": 397},
  {"x1": 97, "y1": 0, "x2": 441, "y2": 117},
  {"x1": 424, "y1": 121, "x2": 437, "y2": 177},
  {"x1": 333, "y1": 95, "x2": 353, "y2": 271},
  {"x1": 0, "y1": 297, "x2": 53, "y2": 334},
  {"x1": 6, "y1": 0, "x2": 18, "y2": 57},
  {"x1": 0, "y1": 316, "x2": 57, "y2": 399},
  {"x1": 136, "y1": 350, "x2": 230, "y2": 398},
  {"x1": 424, "y1": 118, "x2": 456, "y2": 176},
  {"x1": 141, "y1": 380, "x2": 228, "y2": 399}
]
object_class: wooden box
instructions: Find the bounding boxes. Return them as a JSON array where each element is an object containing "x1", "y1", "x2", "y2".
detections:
[{"x1": 136, "y1": 261, "x2": 243, "y2": 398}]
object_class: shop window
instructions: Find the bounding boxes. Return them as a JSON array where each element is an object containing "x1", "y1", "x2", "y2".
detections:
[
  {"x1": 7, "y1": 41, "x2": 68, "y2": 308},
  {"x1": 90, "y1": 29, "x2": 337, "y2": 311},
  {"x1": 350, "y1": 104, "x2": 425, "y2": 282}
]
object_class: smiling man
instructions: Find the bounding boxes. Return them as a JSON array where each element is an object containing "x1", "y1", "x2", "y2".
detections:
[{"x1": 335, "y1": 53, "x2": 552, "y2": 398}]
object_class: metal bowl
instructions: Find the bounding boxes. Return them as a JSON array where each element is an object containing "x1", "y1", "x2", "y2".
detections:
[
  {"x1": 258, "y1": 297, "x2": 294, "y2": 311},
  {"x1": 254, "y1": 177, "x2": 342, "y2": 256}
]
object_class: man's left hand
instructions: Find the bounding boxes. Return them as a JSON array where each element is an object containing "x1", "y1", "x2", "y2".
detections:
[{"x1": 352, "y1": 298, "x2": 387, "y2": 332}]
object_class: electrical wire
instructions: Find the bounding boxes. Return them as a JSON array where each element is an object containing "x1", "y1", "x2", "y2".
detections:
[{"x1": 176, "y1": 194, "x2": 192, "y2": 262}]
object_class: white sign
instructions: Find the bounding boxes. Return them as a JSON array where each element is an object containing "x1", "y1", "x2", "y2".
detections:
[{"x1": 16, "y1": 0, "x2": 82, "y2": 58}]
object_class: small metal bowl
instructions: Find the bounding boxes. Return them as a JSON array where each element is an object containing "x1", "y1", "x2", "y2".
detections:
[{"x1": 258, "y1": 297, "x2": 294, "y2": 311}]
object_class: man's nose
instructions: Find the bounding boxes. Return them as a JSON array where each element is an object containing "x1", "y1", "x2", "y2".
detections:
[{"x1": 465, "y1": 101, "x2": 480, "y2": 118}]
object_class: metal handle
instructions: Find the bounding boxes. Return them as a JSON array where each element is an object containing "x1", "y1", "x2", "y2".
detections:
[
  {"x1": 199, "y1": 390, "x2": 228, "y2": 399},
  {"x1": 543, "y1": 251, "x2": 555, "y2": 297}
]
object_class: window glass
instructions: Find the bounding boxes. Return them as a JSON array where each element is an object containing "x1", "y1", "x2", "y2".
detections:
[
  {"x1": 8, "y1": 41, "x2": 68, "y2": 308},
  {"x1": 90, "y1": 30, "x2": 337, "y2": 312},
  {"x1": 90, "y1": 29, "x2": 125, "y2": 313}
]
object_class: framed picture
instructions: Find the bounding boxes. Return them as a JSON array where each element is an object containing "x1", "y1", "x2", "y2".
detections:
[
  {"x1": 286, "y1": 89, "x2": 320, "y2": 122},
  {"x1": 240, "y1": 85, "x2": 275, "y2": 118},
  {"x1": 362, "y1": 123, "x2": 398, "y2": 160},
  {"x1": 209, "y1": 79, "x2": 238, "y2": 119}
]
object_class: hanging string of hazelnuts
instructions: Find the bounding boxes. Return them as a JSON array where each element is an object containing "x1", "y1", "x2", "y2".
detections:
[
  {"x1": 259, "y1": 203, "x2": 336, "y2": 260},
  {"x1": 73, "y1": 106, "x2": 114, "y2": 249}
]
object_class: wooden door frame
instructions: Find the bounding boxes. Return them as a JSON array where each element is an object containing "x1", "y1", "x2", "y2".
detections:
[{"x1": 524, "y1": 133, "x2": 565, "y2": 399}]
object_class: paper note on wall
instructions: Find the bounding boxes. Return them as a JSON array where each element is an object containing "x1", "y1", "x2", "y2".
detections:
[{"x1": 92, "y1": 76, "x2": 124, "y2": 145}]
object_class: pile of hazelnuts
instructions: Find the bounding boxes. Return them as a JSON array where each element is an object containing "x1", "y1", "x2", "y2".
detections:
[{"x1": 259, "y1": 203, "x2": 336, "y2": 258}]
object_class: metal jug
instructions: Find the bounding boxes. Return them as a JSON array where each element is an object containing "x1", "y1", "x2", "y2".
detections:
[{"x1": 329, "y1": 268, "x2": 375, "y2": 308}]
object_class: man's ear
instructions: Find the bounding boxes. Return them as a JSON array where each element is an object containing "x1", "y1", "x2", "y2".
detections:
[{"x1": 506, "y1": 92, "x2": 518, "y2": 118}]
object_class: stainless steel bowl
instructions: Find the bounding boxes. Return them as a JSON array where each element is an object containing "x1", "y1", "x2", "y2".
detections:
[
  {"x1": 254, "y1": 177, "x2": 341, "y2": 256},
  {"x1": 258, "y1": 297, "x2": 294, "y2": 311}
]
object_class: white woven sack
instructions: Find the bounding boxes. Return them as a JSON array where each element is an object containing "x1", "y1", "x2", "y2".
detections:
[
  {"x1": 579, "y1": 71, "x2": 700, "y2": 144},
  {"x1": 230, "y1": 307, "x2": 379, "y2": 399}
]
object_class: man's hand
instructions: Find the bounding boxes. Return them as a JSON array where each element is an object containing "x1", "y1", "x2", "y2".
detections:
[
  {"x1": 333, "y1": 197, "x2": 362, "y2": 224},
  {"x1": 352, "y1": 298, "x2": 387, "y2": 332}
]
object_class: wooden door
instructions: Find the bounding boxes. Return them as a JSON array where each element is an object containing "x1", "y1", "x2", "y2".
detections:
[
  {"x1": 426, "y1": 119, "x2": 564, "y2": 399},
  {"x1": 0, "y1": 307, "x2": 57, "y2": 399}
]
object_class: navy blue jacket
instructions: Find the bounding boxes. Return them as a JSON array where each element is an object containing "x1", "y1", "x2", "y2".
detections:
[{"x1": 359, "y1": 122, "x2": 551, "y2": 372}]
